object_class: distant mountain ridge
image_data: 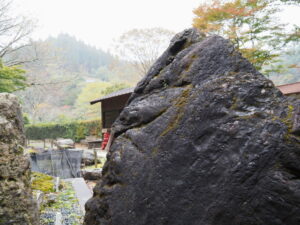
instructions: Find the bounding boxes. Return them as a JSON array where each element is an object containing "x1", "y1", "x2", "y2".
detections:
[{"x1": 46, "y1": 33, "x2": 114, "y2": 73}]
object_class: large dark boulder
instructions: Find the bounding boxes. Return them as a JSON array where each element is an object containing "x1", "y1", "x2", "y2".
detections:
[
  {"x1": 84, "y1": 29, "x2": 300, "y2": 225},
  {"x1": 0, "y1": 93, "x2": 39, "y2": 225}
]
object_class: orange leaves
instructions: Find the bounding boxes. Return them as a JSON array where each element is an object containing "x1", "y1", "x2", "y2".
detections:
[
  {"x1": 192, "y1": 0, "x2": 293, "y2": 74},
  {"x1": 193, "y1": 0, "x2": 268, "y2": 34},
  {"x1": 193, "y1": 0, "x2": 266, "y2": 23}
]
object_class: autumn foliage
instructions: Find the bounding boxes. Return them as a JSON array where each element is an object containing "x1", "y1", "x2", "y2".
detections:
[{"x1": 193, "y1": 0, "x2": 299, "y2": 74}]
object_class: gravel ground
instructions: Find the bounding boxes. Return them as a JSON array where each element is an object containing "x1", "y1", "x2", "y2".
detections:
[
  {"x1": 40, "y1": 181, "x2": 84, "y2": 225},
  {"x1": 40, "y1": 211, "x2": 56, "y2": 225}
]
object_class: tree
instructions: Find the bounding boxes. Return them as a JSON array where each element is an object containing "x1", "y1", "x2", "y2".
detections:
[
  {"x1": 269, "y1": 44, "x2": 300, "y2": 84},
  {"x1": 16, "y1": 35, "x2": 135, "y2": 123},
  {"x1": 0, "y1": 0, "x2": 35, "y2": 66},
  {"x1": 46, "y1": 34, "x2": 114, "y2": 73},
  {"x1": 16, "y1": 40, "x2": 82, "y2": 123},
  {"x1": 100, "y1": 83, "x2": 130, "y2": 96},
  {"x1": 114, "y1": 28, "x2": 175, "y2": 77},
  {"x1": 75, "y1": 82, "x2": 111, "y2": 120},
  {"x1": 75, "y1": 82, "x2": 131, "y2": 120},
  {"x1": 0, "y1": 60, "x2": 26, "y2": 92},
  {"x1": 193, "y1": 0, "x2": 299, "y2": 74},
  {"x1": 0, "y1": 0, "x2": 34, "y2": 92}
]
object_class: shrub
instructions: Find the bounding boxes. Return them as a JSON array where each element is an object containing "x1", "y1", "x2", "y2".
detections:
[{"x1": 25, "y1": 119, "x2": 101, "y2": 142}]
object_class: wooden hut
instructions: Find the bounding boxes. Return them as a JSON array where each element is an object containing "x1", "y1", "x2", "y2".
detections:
[{"x1": 90, "y1": 87, "x2": 134, "y2": 131}]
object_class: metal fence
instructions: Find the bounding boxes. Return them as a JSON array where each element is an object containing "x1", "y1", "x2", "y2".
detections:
[{"x1": 30, "y1": 149, "x2": 83, "y2": 178}]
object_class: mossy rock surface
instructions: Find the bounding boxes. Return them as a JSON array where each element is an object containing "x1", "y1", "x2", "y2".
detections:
[
  {"x1": 85, "y1": 29, "x2": 300, "y2": 225},
  {"x1": 0, "y1": 93, "x2": 39, "y2": 225}
]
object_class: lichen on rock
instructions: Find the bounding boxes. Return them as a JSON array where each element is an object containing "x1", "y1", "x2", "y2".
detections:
[
  {"x1": 0, "y1": 93, "x2": 38, "y2": 225},
  {"x1": 84, "y1": 29, "x2": 300, "y2": 225}
]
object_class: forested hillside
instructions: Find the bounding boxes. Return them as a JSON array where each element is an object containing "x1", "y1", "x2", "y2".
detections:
[
  {"x1": 16, "y1": 34, "x2": 139, "y2": 124},
  {"x1": 11, "y1": 32, "x2": 300, "y2": 124},
  {"x1": 15, "y1": 33, "x2": 300, "y2": 124},
  {"x1": 47, "y1": 34, "x2": 113, "y2": 73}
]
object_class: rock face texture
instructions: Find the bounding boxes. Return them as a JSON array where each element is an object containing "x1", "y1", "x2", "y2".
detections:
[
  {"x1": 84, "y1": 29, "x2": 300, "y2": 225},
  {"x1": 0, "y1": 93, "x2": 38, "y2": 225}
]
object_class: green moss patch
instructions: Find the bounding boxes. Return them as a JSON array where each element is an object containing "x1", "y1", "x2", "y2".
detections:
[
  {"x1": 160, "y1": 86, "x2": 192, "y2": 137},
  {"x1": 31, "y1": 172, "x2": 55, "y2": 193}
]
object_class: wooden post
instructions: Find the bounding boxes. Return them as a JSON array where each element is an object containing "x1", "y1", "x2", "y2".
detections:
[
  {"x1": 104, "y1": 130, "x2": 114, "y2": 152},
  {"x1": 43, "y1": 139, "x2": 46, "y2": 149},
  {"x1": 51, "y1": 139, "x2": 53, "y2": 149},
  {"x1": 94, "y1": 149, "x2": 98, "y2": 168},
  {"x1": 55, "y1": 177, "x2": 60, "y2": 192}
]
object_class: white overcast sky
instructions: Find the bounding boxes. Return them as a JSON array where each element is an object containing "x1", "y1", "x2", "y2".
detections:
[{"x1": 15, "y1": 0, "x2": 300, "y2": 51}]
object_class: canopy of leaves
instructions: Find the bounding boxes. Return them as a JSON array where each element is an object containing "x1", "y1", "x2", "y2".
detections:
[
  {"x1": 0, "y1": 61, "x2": 26, "y2": 92},
  {"x1": 193, "y1": 0, "x2": 299, "y2": 74}
]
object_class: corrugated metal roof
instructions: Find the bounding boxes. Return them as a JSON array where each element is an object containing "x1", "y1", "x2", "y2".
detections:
[
  {"x1": 90, "y1": 87, "x2": 134, "y2": 105},
  {"x1": 277, "y1": 82, "x2": 300, "y2": 95}
]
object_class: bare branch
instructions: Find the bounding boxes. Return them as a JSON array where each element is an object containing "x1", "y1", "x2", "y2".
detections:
[
  {"x1": 29, "y1": 75, "x2": 80, "y2": 87},
  {"x1": 114, "y1": 28, "x2": 175, "y2": 77}
]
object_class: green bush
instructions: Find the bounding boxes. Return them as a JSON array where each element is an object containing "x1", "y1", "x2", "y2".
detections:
[{"x1": 25, "y1": 119, "x2": 101, "y2": 142}]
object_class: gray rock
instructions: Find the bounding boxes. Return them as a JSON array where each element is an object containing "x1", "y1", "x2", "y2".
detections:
[
  {"x1": 81, "y1": 150, "x2": 104, "y2": 166},
  {"x1": 55, "y1": 138, "x2": 75, "y2": 149},
  {"x1": 0, "y1": 93, "x2": 39, "y2": 225},
  {"x1": 84, "y1": 29, "x2": 300, "y2": 225},
  {"x1": 82, "y1": 169, "x2": 102, "y2": 180},
  {"x1": 45, "y1": 193, "x2": 57, "y2": 205},
  {"x1": 292, "y1": 104, "x2": 300, "y2": 134}
]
